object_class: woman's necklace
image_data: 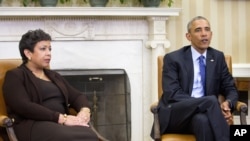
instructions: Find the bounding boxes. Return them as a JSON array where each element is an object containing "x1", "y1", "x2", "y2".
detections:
[{"x1": 33, "y1": 71, "x2": 44, "y2": 79}]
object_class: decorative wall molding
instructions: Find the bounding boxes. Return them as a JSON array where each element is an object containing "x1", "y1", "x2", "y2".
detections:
[
  {"x1": 0, "y1": 16, "x2": 149, "y2": 41},
  {"x1": 0, "y1": 7, "x2": 181, "y2": 17}
]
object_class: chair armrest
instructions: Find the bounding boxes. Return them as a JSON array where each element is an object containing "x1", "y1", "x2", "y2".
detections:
[
  {"x1": 150, "y1": 101, "x2": 158, "y2": 113},
  {"x1": 0, "y1": 115, "x2": 18, "y2": 141},
  {"x1": 150, "y1": 101, "x2": 161, "y2": 140},
  {"x1": 235, "y1": 101, "x2": 248, "y2": 125},
  {"x1": 0, "y1": 115, "x2": 14, "y2": 127}
]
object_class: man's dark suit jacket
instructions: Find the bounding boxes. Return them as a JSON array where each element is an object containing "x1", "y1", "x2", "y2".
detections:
[{"x1": 157, "y1": 45, "x2": 238, "y2": 135}]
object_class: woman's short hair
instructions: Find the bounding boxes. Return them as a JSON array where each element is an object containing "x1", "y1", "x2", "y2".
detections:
[{"x1": 19, "y1": 29, "x2": 51, "y2": 64}]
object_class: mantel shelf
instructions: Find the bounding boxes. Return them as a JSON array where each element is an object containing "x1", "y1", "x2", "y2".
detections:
[{"x1": 0, "y1": 7, "x2": 181, "y2": 17}]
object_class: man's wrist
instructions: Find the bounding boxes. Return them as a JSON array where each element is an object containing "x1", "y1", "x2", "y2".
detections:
[{"x1": 226, "y1": 99, "x2": 232, "y2": 109}]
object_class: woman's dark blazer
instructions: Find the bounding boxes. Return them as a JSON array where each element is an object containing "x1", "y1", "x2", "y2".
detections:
[
  {"x1": 3, "y1": 64, "x2": 90, "y2": 141},
  {"x1": 157, "y1": 45, "x2": 238, "y2": 135}
]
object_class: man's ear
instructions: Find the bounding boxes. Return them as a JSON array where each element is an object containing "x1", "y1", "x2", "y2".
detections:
[{"x1": 186, "y1": 33, "x2": 191, "y2": 41}]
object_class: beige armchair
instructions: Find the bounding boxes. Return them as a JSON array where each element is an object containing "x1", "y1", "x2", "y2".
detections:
[
  {"x1": 150, "y1": 55, "x2": 248, "y2": 141},
  {"x1": 0, "y1": 59, "x2": 21, "y2": 141}
]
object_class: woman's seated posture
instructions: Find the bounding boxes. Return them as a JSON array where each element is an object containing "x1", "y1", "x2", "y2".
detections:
[{"x1": 3, "y1": 29, "x2": 99, "y2": 141}]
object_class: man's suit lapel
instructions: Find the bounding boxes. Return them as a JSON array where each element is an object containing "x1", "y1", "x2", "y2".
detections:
[
  {"x1": 184, "y1": 48, "x2": 194, "y2": 95},
  {"x1": 205, "y1": 50, "x2": 216, "y2": 95}
]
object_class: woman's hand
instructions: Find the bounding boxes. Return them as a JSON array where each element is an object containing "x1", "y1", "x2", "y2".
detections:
[
  {"x1": 58, "y1": 114, "x2": 89, "y2": 127},
  {"x1": 77, "y1": 107, "x2": 91, "y2": 126}
]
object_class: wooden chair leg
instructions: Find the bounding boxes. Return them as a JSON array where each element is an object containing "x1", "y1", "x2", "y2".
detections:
[{"x1": 89, "y1": 123, "x2": 110, "y2": 141}]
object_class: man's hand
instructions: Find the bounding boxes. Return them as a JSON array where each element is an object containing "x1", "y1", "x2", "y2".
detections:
[{"x1": 221, "y1": 101, "x2": 233, "y2": 125}]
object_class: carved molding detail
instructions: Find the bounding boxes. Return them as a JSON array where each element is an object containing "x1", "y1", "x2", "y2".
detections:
[
  {"x1": 146, "y1": 16, "x2": 170, "y2": 49},
  {"x1": 0, "y1": 16, "x2": 149, "y2": 41},
  {"x1": 45, "y1": 18, "x2": 95, "y2": 40}
]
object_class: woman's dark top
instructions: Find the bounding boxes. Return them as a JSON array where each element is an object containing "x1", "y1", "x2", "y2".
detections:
[{"x1": 39, "y1": 79, "x2": 66, "y2": 114}]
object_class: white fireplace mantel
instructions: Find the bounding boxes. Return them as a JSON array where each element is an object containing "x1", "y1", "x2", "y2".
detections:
[
  {"x1": 0, "y1": 7, "x2": 181, "y2": 141},
  {"x1": 0, "y1": 7, "x2": 181, "y2": 17}
]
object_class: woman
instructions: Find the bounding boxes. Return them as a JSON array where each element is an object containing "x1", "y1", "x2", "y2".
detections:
[{"x1": 3, "y1": 29, "x2": 99, "y2": 141}]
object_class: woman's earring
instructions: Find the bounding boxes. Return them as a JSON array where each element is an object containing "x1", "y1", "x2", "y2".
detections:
[{"x1": 28, "y1": 57, "x2": 31, "y2": 60}]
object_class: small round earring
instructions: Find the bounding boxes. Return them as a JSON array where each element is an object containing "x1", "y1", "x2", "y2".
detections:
[{"x1": 28, "y1": 57, "x2": 31, "y2": 60}]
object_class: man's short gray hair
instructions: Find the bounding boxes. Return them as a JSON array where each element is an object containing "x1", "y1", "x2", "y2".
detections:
[{"x1": 187, "y1": 16, "x2": 210, "y2": 33}]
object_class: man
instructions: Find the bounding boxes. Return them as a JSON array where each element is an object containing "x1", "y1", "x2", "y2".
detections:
[{"x1": 157, "y1": 16, "x2": 238, "y2": 141}]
